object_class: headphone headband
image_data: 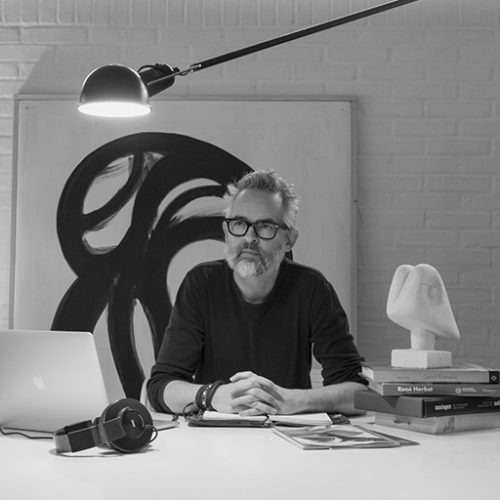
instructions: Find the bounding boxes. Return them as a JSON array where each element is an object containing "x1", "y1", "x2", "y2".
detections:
[{"x1": 54, "y1": 398, "x2": 156, "y2": 454}]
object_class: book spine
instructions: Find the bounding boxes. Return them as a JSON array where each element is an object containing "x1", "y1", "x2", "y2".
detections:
[
  {"x1": 421, "y1": 397, "x2": 500, "y2": 417},
  {"x1": 369, "y1": 381, "x2": 500, "y2": 397},
  {"x1": 362, "y1": 368, "x2": 499, "y2": 384},
  {"x1": 374, "y1": 412, "x2": 500, "y2": 435},
  {"x1": 354, "y1": 390, "x2": 500, "y2": 417}
]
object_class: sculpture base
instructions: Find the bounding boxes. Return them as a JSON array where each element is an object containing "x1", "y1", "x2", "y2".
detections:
[{"x1": 391, "y1": 349, "x2": 452, "y2": 369}]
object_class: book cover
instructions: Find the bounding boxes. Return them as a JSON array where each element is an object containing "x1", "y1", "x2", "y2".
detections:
[
  {"x1": 187, "y1": 411, "x2": 334, "y2": 427},
  {"x1": 374, "y1": 411, "x2": 500, "y2": 435},
  {"x1": 272, "y1": 424, "x2": 402, "y2": 450},
  {"x1": 354, "y1": 390, "x2": 500, "y2": 417},
  {"x1": 361, "y1": 363, "x2": 499, "y2": 384},
  {"x1": 366, "y1": 379, "x2": 500, "y2": 397}
]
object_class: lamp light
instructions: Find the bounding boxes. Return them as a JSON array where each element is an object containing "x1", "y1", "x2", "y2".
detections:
[{"x1": 78, "y1": 0, "x2": 418, "y2": 117}]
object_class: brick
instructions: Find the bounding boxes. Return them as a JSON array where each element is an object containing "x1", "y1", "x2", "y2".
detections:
[
  {"x1": 392, "y1": 46, "x2": 459, "y2": 63},
  {"x1": 167, "y1": 0, "x2": 185, "y2": 26},
  {"x1": 394, "y1": 82, "x2": 459, "y2": 100},
  {"x1": 428, "y1": 64, "x2": 493, "y2": 81},
  {"x1": 257, "y1": 81, "x2": 324, "y2": 94},
  {"x1": 360, "y1": 100, "x2": 422, "y2": 117},
  {"x1": 460, "y1": 268, "x2": 500, "y2": 285},
  {"x1": 359, "y1": 136, "x2": 425, "y2": 155},
  {"x1": 448, "y1": 287, "x2": 492, "y2": 304},
  {"x1": 426, "y1": 100, "x2": 491, "y2": 119},
  {"x1": 76, "y1": 0, "x2": 94, "y2": 24},
  {"x1": 396, "y1": 229, "x2": 459, "y2": 247},
  {"x1": 328, "y1": 46, "x2": 389, "y2": 63},
  {"x1": 461, "y1": 231, "x2": 500, "y2": 248},
  {"x1": 293, "y1": 62, "x2": 354, "y2": 81},
  {"x1": 358, "y1": 228, "x2": 398, "y2": 248},
  {"x1": 359, "y1": 210, "x2": 424, "y2": 229},
  {"x1": 0, "y1": 63, "x2": 18, "y2": 78},
  {"x1": 58, "y1": 0, "x2": 75, "y2": 24},
  {"x1": 462, "y1": 193, "x2": 500, "y2": 211},
  {"x1": 150, "y1": 0, "x2": 167, "y2": 26},
  {"x1": 360, "y1": 63, "x2": 424, "y2": 81},
  {"x1": 3, "y1": 0, "x2": 22, "y2": 24},
  {"x1": 426, "y1": 28, "x2": 495, "y2": 46},
  {"x1": 39, "y1": 0, "x2": 58, "y2": 24},
  {"x1": 395, "y1": 158, "x2": 459, "y2": 174},
  {"x1": 460, "y1": 45, "x2": 499, "y2": 64},
  {"x1": 461, "y1": 82, "x2": 500, "y2": 101},
  {"x1": 222, "y1": 0, "x2": 239, "y2": 27},
  {"x1": 205, "y1": 1, "x2": 222, "y2": 26},
  {"x1": 425, "y1": 175, "x2": 491, "y2": 192},
  {"x1": 359, "y1": 28, "x2": 425, "y2": 46},
  {"x1": 463, "y1": 120, "x2": 500, "y2": 137},
  {"x1": 20, "y1": 27, "x2": 88, "y2": 44},
  {"x1": 392, "y1": 192, "x2": 461, "y2": 210},
  {"x1": 462, "y1": 156, "x2": 500, "y2": 174},
  {"x1": 426, "y1": 138, "x2": 491, "y2": 156},
  {"x1": 461, "y1": 0, "x2": 497, "y2": 28},
  {"x1": 0, "y1": 27, "x2": 20, "y2": 42},
  {"x1": 261, "y1": 45, "x2": 324, "y2": 63},
  {"x1": 131, "y1": 2, "x2": 149, "y2": 26},
  {"x1": 239, "y1": 0, "x2": 258, "y2": 26},
  {"x1": 425, "y1": 249, "x2": 491, "y2": 267},
  {"x1": 89, "y1": 26, "x2": 156, "y2": 44},
  {"x1": 395, "y1": 118, "x2": 456, "y2": 136},
  {"x1": 360, "y1": 248, "x2": 426, "y2": 268},
  {"x1": 186, "y1": 0, "x2": 203, "y2": 27},
  {"x1": 224, "y1": 60, "x2": 290, "y2": 80},
  {"x1": 358, "y1": 175, "x2": 422, "y2": 192},
  {"x1": 426, "y1": 211, "x2": 491, "y2": 229}
]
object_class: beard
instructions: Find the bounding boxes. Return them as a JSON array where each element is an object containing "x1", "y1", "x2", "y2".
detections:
[{"x1": 225, "y1": 241, "x2": 285, "y2": 278}]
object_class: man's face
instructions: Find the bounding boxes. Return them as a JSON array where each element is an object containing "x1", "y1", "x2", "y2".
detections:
[{"x1": 224, "y1": 188, "x2": 292, "y2": 278}]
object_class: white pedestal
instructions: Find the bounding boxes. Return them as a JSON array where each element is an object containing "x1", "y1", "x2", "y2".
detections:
[{"x1": 391, "y1": 349, "x2": 452, "y2": 369}]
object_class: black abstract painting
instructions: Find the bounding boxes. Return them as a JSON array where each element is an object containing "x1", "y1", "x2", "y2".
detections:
[{"x1": 51, "y1": 132, "x2": 252, "y2": 398}]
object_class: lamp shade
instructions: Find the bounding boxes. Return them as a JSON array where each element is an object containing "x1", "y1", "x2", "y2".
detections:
[{"x1": 78, "y1": 64, "x2": 151, "y2": 117}]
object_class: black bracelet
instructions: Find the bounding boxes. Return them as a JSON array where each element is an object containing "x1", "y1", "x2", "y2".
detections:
[
  {"x1": 195, "y1": 384, "x2": 211, "y2": 411},
  {"x1": 206, "y1": 380, "x2": 226, "y2": 411}
]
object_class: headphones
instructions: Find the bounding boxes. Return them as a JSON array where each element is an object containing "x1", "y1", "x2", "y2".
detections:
[{"x1": 53, "y1": 398, "x2": 157, "y2": 454}]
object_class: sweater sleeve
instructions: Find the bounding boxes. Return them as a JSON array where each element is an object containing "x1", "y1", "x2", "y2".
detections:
[
  {"x1": 146, "y1": 268, "x2": 206, "y2": 412},
  {"x1": 310, "y1": 279, "x2": 367, "y2": 386}
]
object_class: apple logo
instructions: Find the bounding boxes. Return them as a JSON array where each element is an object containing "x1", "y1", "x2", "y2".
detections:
[{"x1": 33, "y1": 375, "x2": 47, "y2": 391}]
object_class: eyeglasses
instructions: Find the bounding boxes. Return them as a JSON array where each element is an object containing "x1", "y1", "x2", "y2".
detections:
[{"x1": 224, "y1": 218, "x2": 288, "y2": 240}]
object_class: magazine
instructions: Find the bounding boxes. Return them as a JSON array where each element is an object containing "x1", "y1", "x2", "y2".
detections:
[{"x1": 272, "y1": 423, "x2": 408, "y2": 450}]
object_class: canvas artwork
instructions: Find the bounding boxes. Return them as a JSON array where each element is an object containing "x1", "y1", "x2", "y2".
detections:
[{"x1": 12, "y1": 98, "x2": 354, "y2": 400}]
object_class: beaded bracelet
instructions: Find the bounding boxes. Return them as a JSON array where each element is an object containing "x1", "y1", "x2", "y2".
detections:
[
  {"x1": 194, "y1": 380, "x2": 226, "y2": 411},
  {"x1": 206, "y1": 380, "x2": 226, "y2": 411}
]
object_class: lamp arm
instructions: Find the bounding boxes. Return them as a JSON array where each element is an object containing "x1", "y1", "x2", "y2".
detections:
[{"x1": 147, "y1": 0, "x2": 418, "y2": 87}]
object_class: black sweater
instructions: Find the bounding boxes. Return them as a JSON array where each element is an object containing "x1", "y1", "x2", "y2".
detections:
[{"x1": 147, "y1": 258, "x2": 365, "y2": 412}]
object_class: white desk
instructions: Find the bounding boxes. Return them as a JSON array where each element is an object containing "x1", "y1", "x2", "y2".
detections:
[{"x1": 2, "y1": 417, "x2": 498, "y2": 500}]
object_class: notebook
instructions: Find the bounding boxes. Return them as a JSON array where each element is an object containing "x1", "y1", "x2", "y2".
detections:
[{"x1": 0, "y1": 329, "x2": 110, "y2": 433}]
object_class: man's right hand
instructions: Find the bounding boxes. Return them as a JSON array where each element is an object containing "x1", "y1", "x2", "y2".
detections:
[{"x1": 210, "y1": 371, "x2": 283, "y2": 414}]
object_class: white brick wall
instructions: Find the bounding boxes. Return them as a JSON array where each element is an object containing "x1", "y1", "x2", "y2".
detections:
[{"x1": 0, "y1": 0, "x2": 499, "y2": 367}]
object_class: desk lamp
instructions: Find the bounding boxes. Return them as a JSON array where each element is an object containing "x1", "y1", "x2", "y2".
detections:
[{"x1": 78, "y1": 0, "x2": 418, "y2": 117}]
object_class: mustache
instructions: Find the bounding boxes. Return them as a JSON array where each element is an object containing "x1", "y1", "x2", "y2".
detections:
[{"x1": 237, "y1": 241, "x2": 261, "y2": 254}]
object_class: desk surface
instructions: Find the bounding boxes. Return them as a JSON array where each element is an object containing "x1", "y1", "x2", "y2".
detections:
[{"x1": 1, "y1": 416, "x2": 498, "y2": 500}]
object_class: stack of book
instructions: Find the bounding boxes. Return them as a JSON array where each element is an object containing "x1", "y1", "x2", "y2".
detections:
[{"x1": 354, "y1": 362, "x2": 500, "y2": 434}]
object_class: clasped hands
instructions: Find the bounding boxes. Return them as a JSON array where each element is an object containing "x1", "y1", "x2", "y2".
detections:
[{"x1": 210, "y1": 371, "x2": 303, "y2": 416}]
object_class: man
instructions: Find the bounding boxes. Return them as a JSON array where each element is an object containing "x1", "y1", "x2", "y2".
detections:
[{"x1": 147, "y1": 170, "x2": 366, "y2": 416}]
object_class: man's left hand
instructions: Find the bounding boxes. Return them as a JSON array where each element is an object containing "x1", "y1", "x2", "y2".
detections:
[{"x1": 228, "y1": 371, "x2": 304, "y2": 416}]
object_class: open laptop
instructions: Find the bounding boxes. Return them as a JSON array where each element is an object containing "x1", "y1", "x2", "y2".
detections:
[{"x1": 0, "y1": 329, "x2": 110, "y2": 433}]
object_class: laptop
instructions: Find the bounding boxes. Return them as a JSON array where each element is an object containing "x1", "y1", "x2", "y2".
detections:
[{"x1": 0, "y1": 329, "x2": 110, "y2": 433}]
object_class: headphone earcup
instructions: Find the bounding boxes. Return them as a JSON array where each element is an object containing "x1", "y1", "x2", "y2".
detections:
[{"x1": 100, "y1": 398, "x2": 154, "y2": 453}]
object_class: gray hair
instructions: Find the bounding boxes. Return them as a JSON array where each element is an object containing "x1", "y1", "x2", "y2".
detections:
[{"x1": 223, "y1": 170, "x2": 300, "y2": 228}]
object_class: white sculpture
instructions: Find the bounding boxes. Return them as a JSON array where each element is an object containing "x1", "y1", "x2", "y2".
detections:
[{"x1": 386, "y1": 264, "x2": 460, "y2": 369}]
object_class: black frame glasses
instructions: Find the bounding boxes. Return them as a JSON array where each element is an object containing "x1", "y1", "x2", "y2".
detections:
[{"x1": 224, "y1": 218, "x2": 288, "y2": 240}]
